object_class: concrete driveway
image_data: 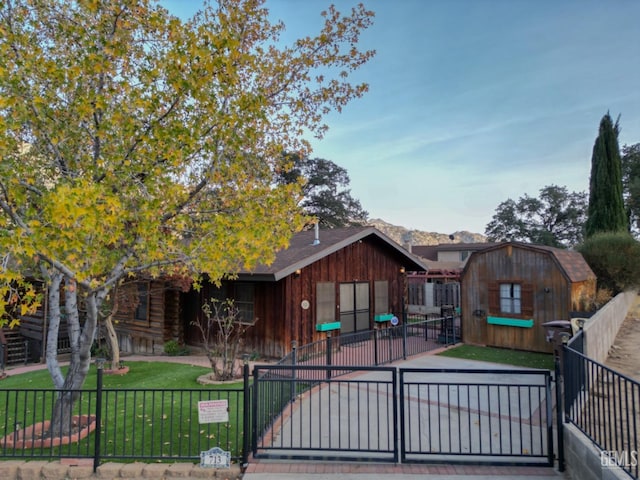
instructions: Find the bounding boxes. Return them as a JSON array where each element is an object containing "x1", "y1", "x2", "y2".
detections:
[{"x1": 244, "y1": 353, "x2": 565, "y2": 479}]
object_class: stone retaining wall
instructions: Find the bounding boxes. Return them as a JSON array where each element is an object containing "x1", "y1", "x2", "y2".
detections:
[
  {"x1": 0, "y1": 460, "x2": 242, "y2": 480},
  {"x1": 583, "y1": 290, "x2": 637, "y2": 364},
  {"x1": 564, "y1": 423, "x2": 631, "y2": 480}
]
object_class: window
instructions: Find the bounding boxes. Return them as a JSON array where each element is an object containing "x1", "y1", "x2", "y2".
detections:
[
  {"x1": 499, "y1": 283, "x2": 521, "y2": 314},
  {"x1": 206, "y1": 282, "x2": 254, "y2": 324},
  {"x1": 316, "y1": 282, "x2": 335, "y2": 323},
  {"x1": 489, "y1": 282, "x2": 533, "y2": 318},
  {"x1": 134, "y1": 282, "x2": 150, "y2": 323},
  {"x1": 234, "y1": 283, "x2": 255, "y2": 325},
  {"x1": 374, "y1": 280, "x2": 389, "y2": 314}
]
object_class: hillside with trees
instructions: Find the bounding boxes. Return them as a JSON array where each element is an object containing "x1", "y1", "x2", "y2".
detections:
[{"x1": 368, "y1": 218, "x2": 486, "y2": 246}]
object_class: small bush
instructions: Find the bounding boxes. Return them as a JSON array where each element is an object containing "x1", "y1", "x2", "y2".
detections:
[
  {"x1": 163, "y1": 340, "x2": 189, "y2": 356},
  {"x1": 578, "y1": 231, "x2": 640, "y2": 294},
  {"x1": 91, "y1": 342, "x2": 112, "y2": 360}
]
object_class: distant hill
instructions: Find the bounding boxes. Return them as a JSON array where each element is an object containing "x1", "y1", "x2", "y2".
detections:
[{"x1": 367, "y1": 218, "x2": 486, "y2": 247}]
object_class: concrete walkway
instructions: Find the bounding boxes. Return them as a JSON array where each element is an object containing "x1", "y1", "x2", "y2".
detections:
[{"x1": 1, "y1": 351, "x2": 567, "y2": 479}]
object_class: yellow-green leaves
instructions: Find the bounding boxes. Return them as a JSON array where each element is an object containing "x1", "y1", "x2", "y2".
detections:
[{"x1": 0, "y1": 0, "x2": 373, "y2": 311}]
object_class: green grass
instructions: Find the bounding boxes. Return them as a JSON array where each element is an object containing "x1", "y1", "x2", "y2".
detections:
[
  {"x1": 437, "y1": 344, "x2": 555, "y2": 370},
  {"x1": 0, "y1": 362, "x2": 247, "y2": 462},
  {"x1": 0, "y1": 361, "x2": 216, "y2": 389}
]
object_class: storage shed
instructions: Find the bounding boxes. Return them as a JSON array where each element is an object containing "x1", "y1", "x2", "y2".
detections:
[{"x1": 460, "y1": 242, "x2": 596, "y2": 353}]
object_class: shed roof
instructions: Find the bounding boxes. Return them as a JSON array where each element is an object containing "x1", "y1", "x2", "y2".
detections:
[
  {"x1": 466, "y1": 242, "x2": 596, "y2": 283},
  {"x1": 239, "y1": 226, "x2": 429, "y2": 281}
]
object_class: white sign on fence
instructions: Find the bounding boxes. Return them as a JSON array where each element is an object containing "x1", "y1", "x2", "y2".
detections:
[
  {"x1": 200, "y1": 446, "x2": 231, "y2": 469},
  {"x1": 197, "y1": 399, "x2": 229, "y2": 424}
]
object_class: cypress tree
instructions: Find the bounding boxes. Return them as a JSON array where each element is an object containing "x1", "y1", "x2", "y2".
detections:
[{"x1": 585, "y1": 113, "x2": 628, "y2": 237}]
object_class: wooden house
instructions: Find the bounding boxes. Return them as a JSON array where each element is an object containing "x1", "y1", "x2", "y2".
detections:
[
  {"x1": 460, "y1": 242, "x2": 596, "y2": 353},
  {"x1": 9, "y1": 227, "x2": 425, "y2": 363},
  {"x1": 180, "y1": 226, "x2": 428, "y2": 358},
  {"x1": 111, "y1": 279, "x2": 184, "y2": 355}
]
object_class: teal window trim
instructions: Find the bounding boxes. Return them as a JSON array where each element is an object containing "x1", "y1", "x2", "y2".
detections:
[
  {"x1": 487, "y1": 316, "x2": 534, "y2": 328},
  {"x1": 316, "y1": 321, "x2": 341, "y2": 332}
]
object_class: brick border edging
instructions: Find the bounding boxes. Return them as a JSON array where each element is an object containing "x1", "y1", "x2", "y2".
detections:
[{"x1": 0, "y1": 460, "x2": 242, "y2": 480}]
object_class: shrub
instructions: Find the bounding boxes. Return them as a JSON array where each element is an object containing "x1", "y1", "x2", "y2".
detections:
[
  {"x1": 578, "y1": 232, "x2": 640, "y2": 294},
  {"x1": 163, "y1": 340, "x2": 189, "y2": 356},
  {"x1": 91, "y1": 341, "x2": 112, "y2": 360}
]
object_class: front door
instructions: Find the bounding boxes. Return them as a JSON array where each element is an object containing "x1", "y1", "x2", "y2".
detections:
[{"x1": 339, "y1": 282, "x2": 370, "y2": 334}]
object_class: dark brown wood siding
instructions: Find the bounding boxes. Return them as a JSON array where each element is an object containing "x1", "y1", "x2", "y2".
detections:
[
  {"x1": 185, "y1": 236, "x2": 409, "y2": 359},
  {"x1": 461, "y1": 244, "x2": 594, "y2": 353}
]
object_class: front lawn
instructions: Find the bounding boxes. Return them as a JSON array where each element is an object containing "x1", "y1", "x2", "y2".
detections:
[
  {"x1": 0, "y1": 361, "x2": 247, "y2": 462},
  {"x1": 0, "y1": 361, "x2": 215, "y2": 389},
  {"x1": 437, "y1": 344, "x2": 554, "y2": 370}
]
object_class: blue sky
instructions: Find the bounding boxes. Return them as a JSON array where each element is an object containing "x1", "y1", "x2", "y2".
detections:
[{"x1": 162, "y1": 0, "x2": 640, "y2": 235}]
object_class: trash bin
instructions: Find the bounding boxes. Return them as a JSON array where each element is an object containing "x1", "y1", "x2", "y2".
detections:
[{"x1": 542, "y1": 320, "x2": 572, "y2": 343}]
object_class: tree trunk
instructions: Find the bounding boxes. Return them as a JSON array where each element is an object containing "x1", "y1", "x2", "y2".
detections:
[
  {"x1": 100, "y1": 286, "x2": 122, "y2": 371},
  {"x1": 104, "y1": 314, "x2": 120, "y2": 371},
  {"x1": 48, "y1": 279, "x2": 101, "y2": 437}
]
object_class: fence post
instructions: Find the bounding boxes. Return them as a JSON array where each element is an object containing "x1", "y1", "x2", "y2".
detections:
[
  {"x1": 93, "y1": 357, "x2": 105, "y2": 473},
  {"x1": 326, "y1": 333, "x2": 332, "y2": 380},
  {"x1": 242, "y1": 354, "x2": 251, "y2": 468},
  {"x1": 374, "y1": 325, "x2": 379, "y2": 365},
  {"x1": 251, "y1": 365, "x2": 259, "y2": 457},
  {"x1": 392, "y1": 368, "x2": 399, "y2": 463},
  {"x1": 291, "y1": 340, "x2": 297, "y2": 403},
  {"x1": 553, "y1": 331, "x2": 569, "y2": 473},
  {"x1": 402, "y1": 320, "x2": 407, "y2": 360}
]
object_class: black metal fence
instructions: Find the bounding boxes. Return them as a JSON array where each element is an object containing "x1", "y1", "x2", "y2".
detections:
[
  {"x1": 278, "y1": 315, "x2": 460, "y2": 373},
  {"x1": 252, "y1": 364, "x2": 399, "y2": 462},
  {"x1": 400, "y1": 368, "x2": 553, "y2": 466},
  {"x1": 0, "y1": 366, "x2": 252, "y2": 469},
  {"x1": 564, "y1": 344, "x2": 640, "y2": 479},
  {"x1": 251, "y1": 364, "x2": 553, "y2": 466}
]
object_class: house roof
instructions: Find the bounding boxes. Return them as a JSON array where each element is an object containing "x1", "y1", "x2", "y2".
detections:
[
  {"x1": 465, "y1": 241, "x2": 596, "y2": 283},
  {"x1": 239, "y1": 226, "x2": 429, "y2": 281},
  {"x1": 412, "y1": 242, "x2": 497, "y2": 261}
]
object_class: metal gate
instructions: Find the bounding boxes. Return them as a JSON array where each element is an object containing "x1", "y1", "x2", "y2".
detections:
[
  {"x1": 252, "y1": 365, "x2": 553, "y2": 466},
  {"x1": 252, "y1": 364, "x2": 399, "y2": 462},
  {"x1": 400, "y1": 368, "x2": 553, "y2": 466}
]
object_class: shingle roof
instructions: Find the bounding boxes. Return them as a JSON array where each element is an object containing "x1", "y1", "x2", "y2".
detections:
[
  {"x1": 240, "y1": 226, "x2": 429, "y2": 281},
  {"x1": 470, "y1": 242, "x2": 596, "y2": 283},
  {"x1": 533, "y1": 245, "x2": 596, "y2": 283}
]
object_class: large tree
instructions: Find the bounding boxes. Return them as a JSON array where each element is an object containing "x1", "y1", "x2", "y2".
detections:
[
  {"x1": 0, "y1": 0, "x2": 374, "y2": 436},
  {"x1": 622, "y1": 143, "x2": 640, "y2": 235},
  {"x1": 585, "y1": 113, "x2": 628, "y2": 237},
  {"x1": 277, "y1": 154, "x2": 368, "y2": 227},
  {"x1": 485, "y1": 185, "x2": 587, "y2": 247}
]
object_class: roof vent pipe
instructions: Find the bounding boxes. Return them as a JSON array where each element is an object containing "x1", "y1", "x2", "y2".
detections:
[{"x1": 312, "y1": 222, "x2": 320, "y2": 245}]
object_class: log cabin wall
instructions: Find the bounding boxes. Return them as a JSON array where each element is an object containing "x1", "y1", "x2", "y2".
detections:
[
  {"x1": 113, "y1": 280, "x2": 168, "y2": 355},
  {"x1": 462, "y1": 244, "x2": 576, "y2": 353}
]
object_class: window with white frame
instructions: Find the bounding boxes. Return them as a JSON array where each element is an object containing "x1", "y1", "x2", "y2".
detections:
[{"x1": 499, "y1": 283, "x2": 521, "y2": 314}]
